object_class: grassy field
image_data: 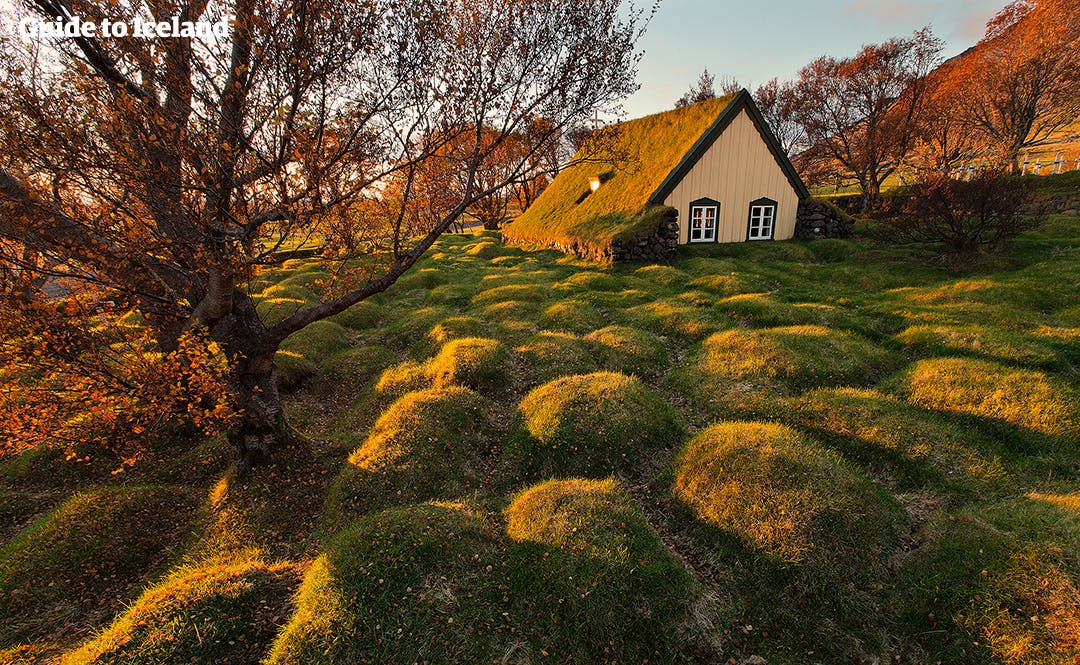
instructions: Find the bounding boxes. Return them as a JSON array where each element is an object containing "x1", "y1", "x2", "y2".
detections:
[{"x1": 1, "y1": 214, "x2": 1079, "y2": 663}]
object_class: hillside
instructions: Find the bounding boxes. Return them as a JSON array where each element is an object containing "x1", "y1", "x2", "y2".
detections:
[{"x1": 2, "y1": 215, "x2": 1080, "y2": 663}]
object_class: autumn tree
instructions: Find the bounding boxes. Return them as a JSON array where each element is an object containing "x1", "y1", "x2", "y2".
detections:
[
  {"x1": 951, "y1": 0, "x2": 1080, "y2": 169},
  {"x1": 793, "y1": 28, "x2": 943, "y2": 212},
  {"x1": 0, "y1": 0, "x2": 649, "y2": 472},
  {"x1": 753, "y1": 78, "x2": 805, "y2": 156},
  {"x1": 906, "y1": 63, "x2": 984, "y2": 175}
]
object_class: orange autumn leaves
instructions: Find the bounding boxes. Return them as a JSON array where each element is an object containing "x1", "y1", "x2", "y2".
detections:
[{"x1": 0, "y1": 301, "x2": 237, "y2": 468}]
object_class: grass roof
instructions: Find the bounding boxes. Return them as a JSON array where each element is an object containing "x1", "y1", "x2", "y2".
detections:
[{"x1": 503, "y1": 95, "x2": 736, "y2": 250}]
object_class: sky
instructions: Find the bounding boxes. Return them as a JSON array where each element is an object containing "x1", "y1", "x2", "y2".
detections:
[{"x1": 621, "y1": 0, "x2": 1006, "y2": 118}]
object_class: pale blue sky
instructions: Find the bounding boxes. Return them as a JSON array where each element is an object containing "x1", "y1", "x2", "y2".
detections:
[{"x1": 622, "y1": 0, "x2": 1006, "y2": 117}]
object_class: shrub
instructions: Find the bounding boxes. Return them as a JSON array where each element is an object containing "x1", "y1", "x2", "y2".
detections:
[
  {"x1": 0, "y1": 486, "x2": 198, "y2": 646},
  {"x1": 515, "y1": 332, "x2": 598, "y2": 386},
  {"x1": 890, "y1": 171, "x2": 1039, "y2": 255},
  {"x1": 324, "y1": 388, "x2": 490, "y2": 524},
  {"x1": 672, "y1": 422, "x2": 902, "y2": 570},
  {"x1": 62, "y1": 560, "x2": 300, "y2": 665},
  {"x1": 584, "y1": 325, "x2": 668, "y2": 377},
  {"x1": 509, "y1": 372, "x2": 680, "y2": 479}
]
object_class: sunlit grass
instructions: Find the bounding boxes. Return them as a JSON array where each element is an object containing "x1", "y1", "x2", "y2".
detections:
[{"x1": 507, "y1": 372, "x2": 680, "y2": 480}]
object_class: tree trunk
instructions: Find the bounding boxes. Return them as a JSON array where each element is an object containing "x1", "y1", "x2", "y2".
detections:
[{"x1": 211, "y1": 291, "x2": 297, "y2": 476}]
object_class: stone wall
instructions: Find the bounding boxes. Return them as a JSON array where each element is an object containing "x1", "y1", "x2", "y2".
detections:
[
  {"x1": 794, "y1": 199, "x2": 855, "y2": 239},
  {"x1": 1023, "y1": 195, "x2": 1080, "y2": 216},
  {"x1": 610, "y1": 208, "x2": 680, "y2": 263}
]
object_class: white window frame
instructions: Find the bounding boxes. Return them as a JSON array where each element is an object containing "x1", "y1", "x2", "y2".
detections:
[
  {"x1": 747, "y1": 199, "x2": 777, "y2": 241},
  {"x1": 688, "y1": 200, "x2": 719, "y2": 243}
]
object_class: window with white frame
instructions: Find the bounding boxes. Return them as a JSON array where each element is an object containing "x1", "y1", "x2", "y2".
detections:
[
  {"x1": 747, "y1": 199, "x2": 777, "y2": 240},
  {"x1": 688, "y1": 199, "x2": 719, "y2": 243}
]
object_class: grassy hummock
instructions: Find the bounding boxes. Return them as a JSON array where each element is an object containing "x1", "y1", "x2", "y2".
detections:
[
  {"x1": 270, "y1": 498, "x2": 712, "y2": 665},
  {"x1": 508, "y1": 372, "x2": 680, "y2": 479},
  {"x1": 62, "y1": 560, "x2": 300, "y2": 665},
  {"x1": 0, "y1": 486, "x2": 199, "y2": 647},
  {"x1": 584, "y1": 324, "x2": 669, "y2": 377},
  {"x1": 324, "y1": 387, "x2": 491, "y2": 527},
  {"x1": 672, "y1": 422, "x2": 902, "y2": 569}
]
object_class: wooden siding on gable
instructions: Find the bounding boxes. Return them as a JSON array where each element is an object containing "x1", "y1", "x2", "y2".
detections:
[{"x1": 662, "y1": 108, "x2": 800, "y2": 244}]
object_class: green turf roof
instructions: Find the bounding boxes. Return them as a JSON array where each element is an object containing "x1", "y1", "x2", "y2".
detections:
[{"x1": 504, "y1": 94, "x2": 739, "y2": 248}]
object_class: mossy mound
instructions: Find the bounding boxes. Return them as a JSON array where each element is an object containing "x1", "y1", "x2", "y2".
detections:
[
  {"x1": 314, "y1": 345, "x2": 396, "y2": 392},
  {"x1": 895, "y1": 324, "x2": 1059, "y2": 367},
  {"x1": 466, "y1": 240, "x2": 500, "y2": 258},
  {"x1": 427, "y1": 338, "x2": 512, "y2": 393},
  {"x1": 686, "y1": 272, "x2": 770, "y2": 296},
  {"x1": 538, "y1": 300, "x2": 606, "y2": 334},
  {"x1": 274, "y1": 350, "x2": 319, "y2": 391},
  {"x1": 790, "y1": 388, "x2": 1012, "y2": 491},
  {"x1": 271, "y1": 500, "x2": 711, "y2": 665},
  {"x1": 0, "y1": 486, "x2": 198, "y2": 646},
  {"x1": 471, "y1": 283, "x2": 547, "y2": 306},
  {"x1": 634, "y1": 264, "x2": 689, "y2": 286},
  {"x1": 695, "y1": 325, "x2": 897, "y2": 394},
  {"x1": 381, "y1": 306, "x2": 451, "y2": 350},
  {"x1": 62, "y1": 560, "x2": 300, "y2": 665},
  {"x1": 672, "y1": 422, "x2": 902, "y2": 569},
  {"x1": 503, "y1": 479, "x2": 712, "y2": 660},
  {"x1": 715, "y1": 293, "x2": 827, "y2": 327},
  {"x1": 896, "y1": 357, "x2": 1079, "y2": 440},
  {"x1": 257, "y1": 297, "x2": 312, "y2": 327},
  {"x1": 509, "y1": 372, "x2": 680, "y2": 479},
  {"x1": 374, "y1": 338, "x2": 511, "y2": 396},
  {"x1": 280, "y1": 320, "x2": 350, "y2": 359},
  {"x1": 426, "y1": 316, "x2": 489, "y2": 346},
  {"x1": 373, "y1": 359, "x2": 430, "y2": 397},
  {"x1": 324, "y1": 388, "x2": 491, "y2": 525},
  {"x1": 896, "y1": 497, "x2": 1080, "y2": 664},
  {"x1": 554, "y1": 270, "x2": 621, "y2": 292},
  {"x1": 584, "y1": 325, "x2": 668, "y2": 378},
  {"x1": 0, "y1": 490, "x2": 52, "y2": 544},
  {"x1": 515, "y1": 333, "x2": 598, "y2": 386},
  {"x1": 267, "y1": 503, "x2": 515, "y2": 665},
  {"x1": 328, "y1": 300, "x2": 385, "y2": 330},
  {"x1": 626, "y1": 300, "x2": 726, "y2": 339}
]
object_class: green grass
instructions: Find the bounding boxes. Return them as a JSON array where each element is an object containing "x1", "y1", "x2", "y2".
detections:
[
  {"x1": 270, "y1": 498, "x2": 713, "y2": 664},
  {"x1": 7, "y1": 213, "x2": 1080, "y2": 664},
  {"x1": 62, "y1": 559, "x2": 300, "y2": 665},
  {"x1": 507, "y1": 372, "x2": 680, "y2": 480},
  {"x1": 323, "y1": 387, "x2": 492, "y2": 529},
  {"x1": 0, "y1": 486, "x2": 199, "y2": 647},
  {"x1": 584, "y1": 324, "x2": 668, "y2": 377}
]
